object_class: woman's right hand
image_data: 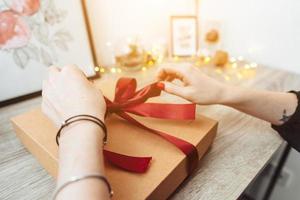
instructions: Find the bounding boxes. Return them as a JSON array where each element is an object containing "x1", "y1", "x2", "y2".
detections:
[{"x1": 156, "y1": 64, "x2": 230, "y2": 105}]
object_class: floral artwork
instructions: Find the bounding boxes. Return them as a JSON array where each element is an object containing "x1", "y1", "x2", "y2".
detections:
[{"x1": 0, "y1": 0, "x2": 73, "y2": 68}]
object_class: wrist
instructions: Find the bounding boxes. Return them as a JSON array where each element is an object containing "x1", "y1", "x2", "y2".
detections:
[
  {"x1": 218, "y1": 85, "x2": 244, "y2": 106},
  {"x1": 59, "y1": 121, "x2": 105, "y2": 146}
]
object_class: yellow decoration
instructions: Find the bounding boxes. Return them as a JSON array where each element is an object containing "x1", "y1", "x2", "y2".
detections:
[
  {"x1": 205, "y1": 29, "x2": 219, "y2": 43},
  {"x1": 212, "y1": 50, "x2": 229, "y2": 67}
]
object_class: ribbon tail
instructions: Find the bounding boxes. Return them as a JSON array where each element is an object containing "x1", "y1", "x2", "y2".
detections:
[
  {"x1": 117, "y1": 111, "x2": 199, "y2": 172},
  {"x1": 104, "y1": 150, "x2": 152, "y2": 173}
]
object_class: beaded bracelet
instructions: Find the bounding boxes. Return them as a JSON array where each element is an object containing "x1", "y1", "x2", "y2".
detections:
[{"x1": 56, "y1": 114, "x2": 107, "y2": 146}]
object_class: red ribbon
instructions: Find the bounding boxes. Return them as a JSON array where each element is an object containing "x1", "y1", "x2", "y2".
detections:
[{"x1": 103, "y1": 78, "x2": 199, "y2": 173}]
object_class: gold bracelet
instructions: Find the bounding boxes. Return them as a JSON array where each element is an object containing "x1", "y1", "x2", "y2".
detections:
[{"x1": 52, "y1": 173, "x2": 113, "y2": 199}]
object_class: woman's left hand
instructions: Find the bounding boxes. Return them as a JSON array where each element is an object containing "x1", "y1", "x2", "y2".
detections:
[{"x1": 42, "y1": 65, "x2": 106, "y2": 127}]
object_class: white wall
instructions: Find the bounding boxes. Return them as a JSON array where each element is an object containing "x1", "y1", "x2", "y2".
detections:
[
  {"x1": 199, "y1": 0, "x2": 300, "y2": 73},
  {"x1": 85, "y1": 0, "x2": 196, "y2": 66}
]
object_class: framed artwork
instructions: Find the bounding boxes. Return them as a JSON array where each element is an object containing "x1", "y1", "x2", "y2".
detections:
[
  {"x1": 170, "y1": 16, "x2": 198, "y2": 57},
  {"x1": 0, "y1": 0, "x2": 97, "y2": 106}
]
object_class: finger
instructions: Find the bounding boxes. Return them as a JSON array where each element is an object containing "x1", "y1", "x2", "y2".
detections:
[
  {"x1": 161, "y1": 81, "x2": 188, "y2": 98},
  {"x1": 48, "y1": 65, "x2": 60, "y2": 84},
  {"x1": 156, "y1": 65, "x2": 186, "y2": 83},
  {"x1": 62, "y1": 65, "x2": 87, "y2": 79},
  {"x1": 165, "y1": 75, "x2": 175, "y2": 82}
]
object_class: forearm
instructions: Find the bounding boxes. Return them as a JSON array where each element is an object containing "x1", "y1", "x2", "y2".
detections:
[
  {"x1": 221, "y1": 86, "x2": 298, "y2": 125},
  {"x1": 56, "y1": 122, "x2": 109, "y2": 200}
]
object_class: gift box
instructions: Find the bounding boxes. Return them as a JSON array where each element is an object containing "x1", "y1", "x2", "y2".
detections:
[{"x1": 11, "y1": 78, "x2": 218, "y2": 200}]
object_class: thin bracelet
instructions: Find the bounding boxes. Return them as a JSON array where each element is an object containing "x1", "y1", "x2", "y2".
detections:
[
  {"x1": 52, "y1": 173, "x2": 113, "y2": 199},
  {"x1": 56, "y1": 115, "x2": 107, "y2": 146}
]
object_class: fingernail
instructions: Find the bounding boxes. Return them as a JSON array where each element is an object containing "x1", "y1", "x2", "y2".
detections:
[{"x1": 156, "y1": 82, "x2": 165, "y2": 90}]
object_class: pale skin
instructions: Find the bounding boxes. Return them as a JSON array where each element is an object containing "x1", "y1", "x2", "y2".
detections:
[
  {"x1": 42, "y1": 65, "x2": 109, "y2": 200},
  {"x1": 157, "y1": 64, "x2": 298, "y2": 126},
  {"x1": 42, "y1": 64, "x2": 297, "y2": 199}
]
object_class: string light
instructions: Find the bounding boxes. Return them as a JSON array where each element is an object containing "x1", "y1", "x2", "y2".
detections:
[
  {"x1": 100, "y1": 67, "x2": 105, "y2": 73},
  {"x1": 148, "y1": 60, "x2": 154, "y2": 66},
  {"x1": 110, "y1": 67, "x2": 117, "y2": 73},
  {"x1": 97, "y1": 48, "x2": 257, "y2": 83},
  {"x1": 204, "y1": 56, "x2": 211, "y2": 63},
  {"x1": 94, "y1": 66, "x2": 100, "y2": 72}
]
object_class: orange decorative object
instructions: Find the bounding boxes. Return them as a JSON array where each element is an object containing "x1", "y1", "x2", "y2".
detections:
[
  {"x1": 205, "y1": 29, "x2": 219, "y2": 43},
  {"x1": 213, "y1": 50, "x2": 229, "y2": 67}
]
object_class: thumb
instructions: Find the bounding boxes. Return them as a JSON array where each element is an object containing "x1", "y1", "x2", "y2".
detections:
[{"x1": 160, "y1": 81, "x2": 187, "y2": 98}]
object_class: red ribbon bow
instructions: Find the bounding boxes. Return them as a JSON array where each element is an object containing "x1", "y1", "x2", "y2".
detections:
[{"x1": 103, "y1": 78, "x2": 199, "y2": 173}]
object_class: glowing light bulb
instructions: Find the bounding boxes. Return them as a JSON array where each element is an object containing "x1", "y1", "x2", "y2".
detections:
[
  {"x1": 111, "y1": 68, "x2": 117, "y2": 73},
  {"x1": 100, "y1": 68, "x2": 105, "y2": 73},
  {"x1": 148, "y1": 61, "x2": 154, "y2": 66},
  {"x1": 204, "y1": 56, "x2": 211, "y2": 63},
  {"x1": 94, "y1": 66, "x2": 100, "y2": 72}
]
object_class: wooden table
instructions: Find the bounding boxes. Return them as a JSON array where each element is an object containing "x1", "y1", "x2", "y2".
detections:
[{"x1": 1, "y1": 64, "x2": 300, "y2": 200}]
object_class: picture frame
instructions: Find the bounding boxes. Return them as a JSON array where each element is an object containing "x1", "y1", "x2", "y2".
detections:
[
  {"x1": 0, "y1": 0, "x2": 98, "y2": 107},
  {"x1": 170, "y1": 16, "x2": 198, "y2": 57}
]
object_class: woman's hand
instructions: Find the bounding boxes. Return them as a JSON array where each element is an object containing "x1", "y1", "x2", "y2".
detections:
[
  {"x1": 43, "y1": 66, "x2": 110, "y2": 200},
  {"x1": 156, "y1": 64, "x2": 229, "y2": 105},
  {"x1": 42, "y1": 65, "x2": 106, "y2": 127}
]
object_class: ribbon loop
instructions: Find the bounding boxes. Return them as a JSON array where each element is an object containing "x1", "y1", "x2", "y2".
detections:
[{"x1": 104, "y1": 78, "x2": 199, "y2": 173}]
